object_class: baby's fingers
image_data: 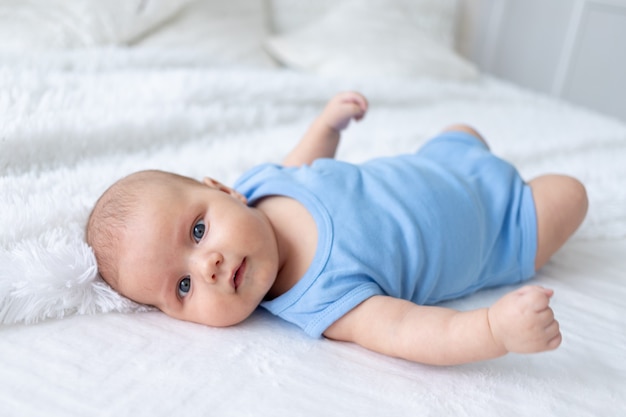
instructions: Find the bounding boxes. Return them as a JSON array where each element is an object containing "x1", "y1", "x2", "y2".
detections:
[
  {"x1": 350, "y1": 94, "x2": 368, "y2": 114},
  {"x1": 519, "y1": 285, "x2": 554, "y2": 312},
  {"x1": 545, "y1": 320, "x2": 562, "y2": 350},
  {"x1": 337, "y1": 92, "x2": 368, "y2": 118},
  {"x1": 518, "y1": 285, "x2": 554, "y2": 298},
  {"x1": 531, "y1": 309, "x2": 561, "y2": 351}
]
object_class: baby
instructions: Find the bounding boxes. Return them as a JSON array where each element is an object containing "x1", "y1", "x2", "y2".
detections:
[{"x1": 87, "y1": 92, "x2": 588, "y2": 366}]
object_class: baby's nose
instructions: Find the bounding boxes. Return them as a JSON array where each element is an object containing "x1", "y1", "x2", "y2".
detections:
[{"x1": 195, "y1": 251, "x2": 224, "y2": 284}]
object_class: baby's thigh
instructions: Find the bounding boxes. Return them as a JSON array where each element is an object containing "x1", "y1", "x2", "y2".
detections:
[{"x1": 529, "y1": 175, "x2": 588, "y2": 270}]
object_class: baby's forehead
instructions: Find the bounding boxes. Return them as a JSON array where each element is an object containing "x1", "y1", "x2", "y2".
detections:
[
  {"x1": 123, "y1": 174, "x2": 205, "y2": 222},
  {"x1": 118, "y1": 172, "x2": 200, "y2": 200},
  {"x1": 121, "y1": 170, "x2": 196, "y2": 189}
]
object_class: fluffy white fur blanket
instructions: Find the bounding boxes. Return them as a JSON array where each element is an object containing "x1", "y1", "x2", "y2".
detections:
[{"x1": 1, "y1": 49, "x2": 626, "y2": 325}]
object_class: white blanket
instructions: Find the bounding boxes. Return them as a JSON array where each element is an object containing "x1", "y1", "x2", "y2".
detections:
[{"x1": 1, "y1": 49, "x2": 626, "y2": 416}]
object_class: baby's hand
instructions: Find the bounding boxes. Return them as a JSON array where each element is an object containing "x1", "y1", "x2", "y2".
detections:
[
  {"x1": 488, "y1": 285, "x2": 562, "y2": 354},
  {"x1": 320, "y1": 91, "x2": 368, "y2": 132}
]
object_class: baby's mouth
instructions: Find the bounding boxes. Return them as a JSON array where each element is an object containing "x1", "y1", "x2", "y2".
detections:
[{"x1": 232, "y1": 258, "x2": 246, "y2": 291}]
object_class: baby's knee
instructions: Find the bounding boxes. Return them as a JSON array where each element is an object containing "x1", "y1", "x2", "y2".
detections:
[
  {"x1": 564, "y1": 176, "x2": 589, "y2": 219},
  {"x1": 530, "y1": 175, "x2": 588, "y2": 270},
  {"x1": 442, "y1": 124, "x2": 488, "y2": 147}
]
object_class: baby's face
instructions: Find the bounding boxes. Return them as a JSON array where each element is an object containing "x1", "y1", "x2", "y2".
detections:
[{"x1": 116, "y1": 177, "x2": 279, "y2": 327}]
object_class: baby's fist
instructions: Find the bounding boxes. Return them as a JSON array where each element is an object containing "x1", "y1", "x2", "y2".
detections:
[
  {"x1": 321, "y1": 91, "x2": 368, "y2": 132},
  {"x1": 488, "y1": 285, "x2": 562, "y2": 354}
]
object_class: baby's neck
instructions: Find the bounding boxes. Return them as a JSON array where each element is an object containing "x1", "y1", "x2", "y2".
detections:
[{"x1": 255, "y1": 195, "x2": 318, "y2": 300}]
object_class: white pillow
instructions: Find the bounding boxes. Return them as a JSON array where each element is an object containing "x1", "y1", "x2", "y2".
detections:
[
  {"x1": 265, "y1": 0, "x2": 478, "y2": 80},
  {"x1": 269, "y1": 0, "x2": 459, "y2": 48},
  {"x1": 267, "y1": 0, "x2": 337, "y2": 35},
  {"x1": 134, "y1": 0, "x2": 276, "y2": 68},
  {"x1": 0, "y1": 0, "x2": 191, "y2": 50}
]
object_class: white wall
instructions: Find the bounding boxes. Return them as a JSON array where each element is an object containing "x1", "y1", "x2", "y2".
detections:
[{"x1": 458, "y1": 0, "x2": 626, "y2": 122}]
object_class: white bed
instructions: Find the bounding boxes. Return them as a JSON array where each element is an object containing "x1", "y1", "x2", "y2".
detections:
[{"x1": 1, "y1": 1, "x2": 625, "y2": 416}]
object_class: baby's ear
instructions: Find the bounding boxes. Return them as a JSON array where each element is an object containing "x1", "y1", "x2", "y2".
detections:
[{"x1": 202, "y1": 177, "x2": 247, "y2": 204}]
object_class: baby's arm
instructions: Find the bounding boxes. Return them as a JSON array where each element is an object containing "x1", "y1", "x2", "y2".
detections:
[
  {"x1": 282, "y1": 92, "x2": 368, "y2": 167},
  {"x1": 324, "y1": 285, "x2": 561, "y2": 365}
]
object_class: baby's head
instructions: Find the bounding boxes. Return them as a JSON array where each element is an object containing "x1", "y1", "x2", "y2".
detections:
[{"x1": 87, "y1": 170, "x2": 280, "y2": 327}]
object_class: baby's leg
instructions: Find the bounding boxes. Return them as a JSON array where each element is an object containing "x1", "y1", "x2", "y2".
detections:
[
  {"x1": 441, "y1": 124, "x2": 489, "y2": 148},
  {"x1": 529, "y1": 175, "x2": 588, "y2": 270}
]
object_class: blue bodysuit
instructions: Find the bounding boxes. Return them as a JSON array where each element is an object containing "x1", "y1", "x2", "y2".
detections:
[{"x1": 234, "y1": 131, "x2": 537, "y2": 338}]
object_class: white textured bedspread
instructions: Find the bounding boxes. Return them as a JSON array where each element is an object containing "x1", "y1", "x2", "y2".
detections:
[{"x1": 1, "y1": 51, "x2": 625, "y2": 416}]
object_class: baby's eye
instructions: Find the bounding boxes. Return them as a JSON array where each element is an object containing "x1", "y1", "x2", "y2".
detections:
[
  {"x1": 178, "y1": 277, "x2": 191, "y2": 298},
  {"x1": 192, "y1": 219, "x2": 206, "y2": 242}
]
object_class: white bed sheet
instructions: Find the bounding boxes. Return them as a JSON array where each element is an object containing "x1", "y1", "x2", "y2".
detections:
[
  {"x1": 1, "y1": 240, "x2": 625, "y2": 416},
  {"x1": 1, "y1": 52, "x2": 626, "y2": 416}
]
